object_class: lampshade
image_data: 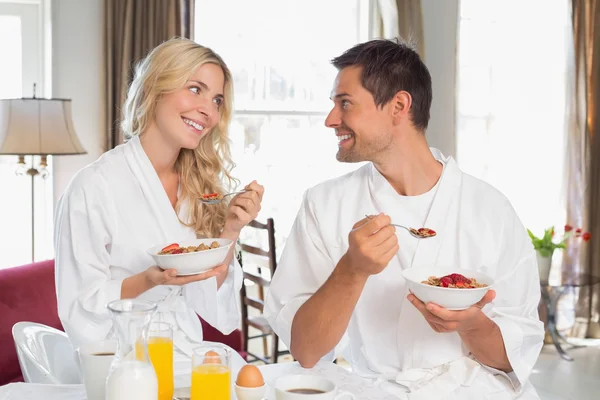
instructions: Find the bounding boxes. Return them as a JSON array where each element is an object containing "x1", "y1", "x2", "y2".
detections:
[{"x1": 0, "y1": 98, "x2": 86, "y2": 155}]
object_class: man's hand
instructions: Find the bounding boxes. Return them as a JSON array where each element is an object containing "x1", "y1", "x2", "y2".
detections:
[
  {"x1": 407, "y1": 290, "x2": 496, "y2": 333},
  {"x1": 289, "y1": 213, "x2": 398, "y2": 368},
  {"x1": 408, "y1": 289, "x2": 513, "y2": 372},
  {"x1": 343, "y1": 213, "x2": 399, "y2": 279}
]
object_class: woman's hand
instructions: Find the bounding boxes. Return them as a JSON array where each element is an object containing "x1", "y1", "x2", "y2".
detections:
[
  {"x1": 145, "y1": 264, "x2": 228, "y2": 287},
  {"x1": 223, "y1": 180, "x2": 265, "y2": 235},
  {"x1": 121, "y1": 264, "x2": 228, "y2": 299}
]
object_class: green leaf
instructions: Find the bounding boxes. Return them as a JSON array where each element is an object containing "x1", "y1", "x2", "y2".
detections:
[
  {"x1": 537, "y1": 248, "x2": 553, "y2": 257},
  {"x1": 543, "y1": 227, "x2": 553, "y2": 242}
]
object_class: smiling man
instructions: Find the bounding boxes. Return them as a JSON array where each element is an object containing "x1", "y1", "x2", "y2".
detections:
[{"x1": 264, "y1": 39, "x2": 544, "y2": 399}]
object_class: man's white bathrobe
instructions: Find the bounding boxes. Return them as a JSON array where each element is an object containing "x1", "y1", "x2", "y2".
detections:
[
  {"x1": 54, "y1": 136, "x2": 245, "y2": 382},
  {"x1": 264, "y1": 149, "x2": 544, "y2": 399}
]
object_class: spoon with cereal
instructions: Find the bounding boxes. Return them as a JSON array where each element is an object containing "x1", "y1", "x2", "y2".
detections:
[
  {"x1": 365, "y1": 214, "x2": 436, "y2": 239},
  {"x1": 199, "y1": 190, "x2": 247, "y2": 205}
]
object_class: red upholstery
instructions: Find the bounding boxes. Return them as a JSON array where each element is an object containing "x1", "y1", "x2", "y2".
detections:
[
  {"x1": 199, "y1": 316, "x2": 247, "y2": 361},
  {"x1": 0, "y1": 259, "x2": 244, "y2": 386},
  {"x1": 0, "y1": 260, "x2": 61, "y2": 385}
]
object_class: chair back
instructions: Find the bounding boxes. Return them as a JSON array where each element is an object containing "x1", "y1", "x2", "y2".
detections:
[
  {"x1": 239, "y1": 218, "x2": 277, "y2": 315},
  {"x1": 239, "y1": 218, "x2": 286, "y2": 363},
  {"x1": 12, "y1": 321, "x2": 81, "y2": 384}
]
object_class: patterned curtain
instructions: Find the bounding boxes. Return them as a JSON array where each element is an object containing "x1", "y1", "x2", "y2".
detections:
[{"x1": 563, "y1": 0, "x2": 600, "y2": 338}]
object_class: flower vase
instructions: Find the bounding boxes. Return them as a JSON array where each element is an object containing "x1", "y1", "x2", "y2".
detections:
[{"x1": 536, "y1": 251, "x2": 552, "y2": 282}]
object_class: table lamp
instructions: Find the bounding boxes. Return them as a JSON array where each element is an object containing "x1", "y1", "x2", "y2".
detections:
[{"x1": 0, "y1": 85, "x2": 86, "y2": 261}]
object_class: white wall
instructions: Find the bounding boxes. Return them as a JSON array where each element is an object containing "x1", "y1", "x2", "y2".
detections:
[
  {"x1": 51, "y1": 0, "x2": 105, "y2": 204},
  {"x1": 421, "y1": 0, "x2": 459, "y2": 158}
]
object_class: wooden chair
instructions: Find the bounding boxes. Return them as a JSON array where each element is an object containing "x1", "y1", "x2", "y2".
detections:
[{"x1": 238, "y1": 218, "x2": 288, "y2": 364}]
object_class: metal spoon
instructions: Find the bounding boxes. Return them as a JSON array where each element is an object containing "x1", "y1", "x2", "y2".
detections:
[
  {"x1": 199, "y1": 190, "x2": 247, "y2": 205},
  {"x1": 395, "y1": 224, "x2": 437, "y2": 239},
  {"x1": 364, "y1": 215, "x2": 436, "y2": 239}
]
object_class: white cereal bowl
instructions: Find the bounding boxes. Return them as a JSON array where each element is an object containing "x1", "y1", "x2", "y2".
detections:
[
  {"x1": 401, "y1": 267, "x2": 494, "y2": 310},
  {"x1": 147, "y1": 238, "x2": 233, "y2": 276},
  {"x1": 234, "y1": 384, "x2": 266, "y2": 400}
]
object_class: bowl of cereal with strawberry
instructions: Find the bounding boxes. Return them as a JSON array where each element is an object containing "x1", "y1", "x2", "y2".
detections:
[
  {"x1": 147, "y1": 238, "x2": 234, "y2": 276},
  {"x1": 401, "y1": 267, "x2": 494, "y2": 310}
]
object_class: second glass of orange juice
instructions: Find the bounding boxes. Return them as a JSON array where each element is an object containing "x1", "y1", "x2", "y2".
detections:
[
  {"x1": 136, "y1": 322, "x2": 174, "y2": 400},
  {"x1": 190, "y1": 346, "x2": 231, "y2": 400}
]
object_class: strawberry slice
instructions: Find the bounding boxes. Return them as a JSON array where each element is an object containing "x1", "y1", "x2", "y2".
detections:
[
  {"x1": 202, "y1": 193, "x2": 219, "y2": 199},
  {"x1": 440, "y1": 273, "x2": 472, "y2": 286},
  {"x1": 440, "y1": 277, "x2": 453, "y2": 287},
  {"x1": 161, "y1": 243, "x2": 180, "y2": 252},
  {"x1": 417, "y1": 228, "x2": 436, "y2": 236}
]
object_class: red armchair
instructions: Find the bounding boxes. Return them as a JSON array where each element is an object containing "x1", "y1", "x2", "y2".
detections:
[{"x1": 0, "y1": 259, "x2": 244, "y2": 386}]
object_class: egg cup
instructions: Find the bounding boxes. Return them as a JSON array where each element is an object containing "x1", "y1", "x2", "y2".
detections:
[{"x1": 234, "y1": 383, "x2": 266, "y2": 400}]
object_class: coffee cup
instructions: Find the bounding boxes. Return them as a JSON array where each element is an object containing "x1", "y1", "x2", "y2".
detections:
[
  {"x1": 77, "y1": 339, "x2": 117, "y2": 400},
  {"x1": 274, "y1": 375, "x2": 355, "y2": 399}
]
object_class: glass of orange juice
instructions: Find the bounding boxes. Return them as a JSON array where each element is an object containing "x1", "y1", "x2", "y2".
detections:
[
  {"x1": 191, "y1": 346, "x2": 231, "y2": 400},
  {"x1": 136, "y1": 322, "x2": 174, "y2": 400}
]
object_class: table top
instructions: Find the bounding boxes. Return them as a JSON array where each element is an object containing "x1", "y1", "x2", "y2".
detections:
[
  {"x1": 0, "y1": 361, "x2": 400, "y2": 400},
  {"x1": 540, "y1": 274, "x2": 600, "y2": 288}
]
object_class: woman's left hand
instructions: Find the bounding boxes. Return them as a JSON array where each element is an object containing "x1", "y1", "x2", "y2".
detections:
[{"x1": 223, "y1": 180, "x2": 264, "y2": 235}]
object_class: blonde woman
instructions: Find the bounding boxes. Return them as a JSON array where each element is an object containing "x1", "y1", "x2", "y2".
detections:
[{"x1": 54, "y1": 38, "x2": 263, "y2": 380}]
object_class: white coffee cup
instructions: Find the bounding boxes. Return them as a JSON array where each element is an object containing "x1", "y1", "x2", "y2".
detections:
[
  {"x1": 77, "y1": 339, "x2": 117, "y2": 400},
  {"x1": 275, "y1": 375, "x2": 355, "y2": 400}
]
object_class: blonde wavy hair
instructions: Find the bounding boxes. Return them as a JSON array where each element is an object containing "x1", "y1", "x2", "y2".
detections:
[{"x1": 121, "y1": 38, "x2": 238, "y2": 238}]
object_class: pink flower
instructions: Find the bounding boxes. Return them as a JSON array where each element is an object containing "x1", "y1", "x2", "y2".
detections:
[{"x1": 582, "y1": 232, "x2": 592, "y2": 242}]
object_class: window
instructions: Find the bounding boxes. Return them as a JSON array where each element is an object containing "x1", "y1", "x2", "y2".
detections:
[
  {"x1": 0, "y1": 1, "x2": 52, "y2": 268},
  {"x1": 456, "y1": 0, "x2": 569, "y2": 236},
  {"x1": 196, "y1": 0, "x2": 371, "y2": 250}
]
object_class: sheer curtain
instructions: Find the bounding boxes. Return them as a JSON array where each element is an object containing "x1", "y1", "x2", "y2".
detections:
[
  {"x1": 456, "y1": 0, "x2": 570, "y2": 238},
  {"x1": 456, "y1": 0, "x2": 572, "y2": 331}
]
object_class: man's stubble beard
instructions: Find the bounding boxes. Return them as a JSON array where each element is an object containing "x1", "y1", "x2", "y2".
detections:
[{"x1": 336, "y1": 133, "x2": 393, "y2": 164}]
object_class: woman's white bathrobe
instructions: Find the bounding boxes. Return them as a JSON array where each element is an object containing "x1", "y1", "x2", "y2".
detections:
[{"x1": 54, "y1": 136, "x2": 245, "y2": 384}]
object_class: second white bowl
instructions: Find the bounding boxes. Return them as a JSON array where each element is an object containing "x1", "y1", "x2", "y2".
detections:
[{"x1": 401, "y1": 267, "x2": 494, "y2": 310}]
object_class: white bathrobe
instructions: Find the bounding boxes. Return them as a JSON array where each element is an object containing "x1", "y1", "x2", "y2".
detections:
[
  {"x1": 264, "y1": 149, "x2": 545, "y2": 399},
  {"x1": 54, "y1": 136, "x2": 245, "y2": 383}
]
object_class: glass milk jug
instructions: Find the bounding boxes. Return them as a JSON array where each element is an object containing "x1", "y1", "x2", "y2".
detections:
[{"x1": 105, "y1": 299, "x2": 158, "y2": 400}]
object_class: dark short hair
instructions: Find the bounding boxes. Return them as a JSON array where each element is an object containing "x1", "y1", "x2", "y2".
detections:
[{"x1": 331, "y1": 38, "x2": 432, "y2": 131}]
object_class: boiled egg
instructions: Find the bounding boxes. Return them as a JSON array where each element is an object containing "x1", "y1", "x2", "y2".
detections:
[
  {"x1": 236, "y1": 365, "x2": 265, "y2": 388},
  {"x1": 203, "y1": 350, "x2": 222, "y2": 364}
]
